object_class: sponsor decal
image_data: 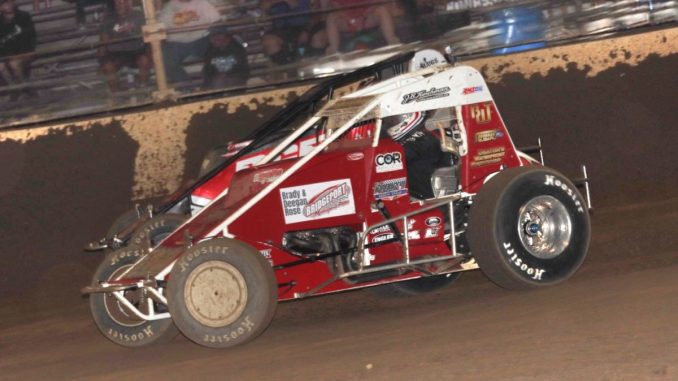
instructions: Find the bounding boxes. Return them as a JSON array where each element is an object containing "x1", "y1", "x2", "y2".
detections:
[
  {"x1": 425, "y1": 216, "x2": 441, "y2": 227},
  {"x1": 471, "y1": 147, "x2": 505, "y2": 167},
  {"x1": 425, "y1": 227, "x2": 440, "y2": 238},
  {"x1": 347, "y1": 152, "x2": 364, "y2": 161},
  {"x1": 374, "y1": 177, "x2": 408, "y2": 200},
  {"x1": 280, "y1": 179, "x2": 356, "y2": 224},
  {"x1": 462, "y1": 86, "x2": 483, "y2": 95},
  {"x1": 408, "y1": 230, "x2": 421, "y2": 240},
  {"x1": 370, "y1": 225, "x2": 392, "y2": 235},
  {"x1": 419, "y1": 56, "x2": 440, "y2": 69},
  {"x1": 475, "y1": 129, "x2": 503, "y2": 143},
  {"x1": 544, "y1": 175, "x2": 585, "y2": 213},
  {"x1": 375, "y1": 152, "x2": 404, "y2": 173},
  {"x1": 503, "y1": 242, "x2": 545, "y2": 280},
  {"x1": 401, "y1": 87, "x2": 451, "y2": 104},
  {"x1": 253, "y1": 168, "x2": 283, "y2": 184},
  {"x1": 372, "y1": 233, "x2": 396, "y2": 243},
  {"x1": 470, "y1": 103, "x2": 493, "y2": 124}
]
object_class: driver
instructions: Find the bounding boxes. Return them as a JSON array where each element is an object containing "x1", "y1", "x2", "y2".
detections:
[{"x1": 382, "y1": 111, "x2": 450, "y2": 199}]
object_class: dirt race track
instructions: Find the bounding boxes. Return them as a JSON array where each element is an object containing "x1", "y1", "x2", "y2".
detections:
[{"x1": 2, "y1": 197, "x2": 677, "y2": 381}]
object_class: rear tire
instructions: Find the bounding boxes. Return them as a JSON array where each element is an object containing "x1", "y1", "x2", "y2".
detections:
[
  {"x1": 468, "y1": 166, "x2": 590, "y2": 289},
  {"x1": 89, "y1": 247, "x2": 178, "y2": 347},
  {"x1": 167, "y1": 238, "x2": 277, "y2": 348},
  {"x1": 130, "y1": 214, "x2": 187, "y2": 251},
  {"x1": 105, "y1": 209, "x2": 140, "y2": 247}
]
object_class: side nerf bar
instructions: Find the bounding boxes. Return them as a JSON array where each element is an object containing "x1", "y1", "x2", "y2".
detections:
[{"x1": 572, "y1": 164, "x2": 593, "y2": 211}]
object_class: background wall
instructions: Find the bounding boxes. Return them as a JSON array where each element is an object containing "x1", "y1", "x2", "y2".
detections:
[{"x1": 0, "y1": 28, "x2": 676, "y2": 317}]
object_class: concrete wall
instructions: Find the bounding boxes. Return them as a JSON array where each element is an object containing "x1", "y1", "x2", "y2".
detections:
[{"x1": 1, "y1": 27, "x2": 676, "y2": 313}]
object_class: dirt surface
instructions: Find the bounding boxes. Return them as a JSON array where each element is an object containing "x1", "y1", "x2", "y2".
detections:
[{"x1": 1, "y1": 198, "x2": 677, "y2": 381}]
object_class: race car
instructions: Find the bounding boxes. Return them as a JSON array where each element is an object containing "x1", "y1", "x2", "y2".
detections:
[{"x1": 82, "y1": 48, "x2": 592, "y2": 349}]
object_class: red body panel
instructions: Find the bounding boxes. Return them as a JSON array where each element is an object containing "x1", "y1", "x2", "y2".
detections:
[
  {"x1": 126, "y1": 101, "x2": 525, "y2": 300},
  {"x1": 459, "y1": 102, "x2": 522, "y2": 193}
]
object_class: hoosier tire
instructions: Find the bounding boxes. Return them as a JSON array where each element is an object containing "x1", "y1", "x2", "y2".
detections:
[
  {"x1": 468, "y1": 166, "x2": 590, "y2": 289},
  {"x1": 167, "y1": 238, "x2": 277, "y2": 348},
  {"x1": 105, "y1": 209, "x2": 140, "y2": 246},
  {"x1": 130, "y1": 214, "x2": 188, "y2": 251},
  {"x1": 89, "y1": 247, "x2": 178, "y2": 347}
]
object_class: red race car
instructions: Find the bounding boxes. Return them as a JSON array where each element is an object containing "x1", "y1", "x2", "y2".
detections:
[{"x1": 83, "y1": 49, "x2": 592, "y2": 348}]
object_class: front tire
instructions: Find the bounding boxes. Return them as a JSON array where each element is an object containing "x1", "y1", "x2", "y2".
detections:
[
  {"x1": 167, "y1": 238, "x2": 277, "y2": 348},
  {"x1": 468, "y1": 166, "x2": 590, "y2": 289},
  {"x1": 89, "y1": 247, "x2": 178, "y2": 347}
]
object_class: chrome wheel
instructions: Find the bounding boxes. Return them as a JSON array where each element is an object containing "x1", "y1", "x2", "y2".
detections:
[
  {"x1": 517, "y1": 195, "x2": 572, "y2": 259},
  {"x1": 184, "y1": 261, "x2": 248, "y2": 328}
]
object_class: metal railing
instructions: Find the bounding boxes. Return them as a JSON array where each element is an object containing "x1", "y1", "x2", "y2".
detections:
[{"x1": 0, "y1": 0, "x2": 675, "y2": 128}]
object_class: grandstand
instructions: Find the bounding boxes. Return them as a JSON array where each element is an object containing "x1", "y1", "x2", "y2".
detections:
[{"x1": 0, "y1": 0, "x2": 675, "y2": 127}]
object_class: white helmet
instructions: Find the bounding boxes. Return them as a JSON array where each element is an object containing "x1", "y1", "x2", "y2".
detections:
[{"x1": 384, "y1": 111, "x2": 426, "y2": 142}]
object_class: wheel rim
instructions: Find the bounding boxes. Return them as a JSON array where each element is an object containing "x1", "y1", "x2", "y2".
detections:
[
  {"x1": 184, "y1": 261, "x2": 248, "y2": 328},
  {"x1": 517, "y1": 195, "x2": 572, "y2": 259},
  {"x1": 103, "y1": 265, "x2": 146, "y2": 327}
]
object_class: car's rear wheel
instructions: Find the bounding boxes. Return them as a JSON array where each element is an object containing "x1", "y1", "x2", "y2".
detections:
[
  {"x1": 467, "y1": 166, "x2": 590, "y2": 289},
  {"x1": 89, "y1": 247, "x2": 178, "y2": 347},
  {"x1": 105, "y1": 209, "x2": 140, "y2": 248},
  {"x1": 130, "y1": 214, "x2": 188, "y2": 251},
  {"x1": 167, "y1": 239, "x2": 277, "y2": 348}
]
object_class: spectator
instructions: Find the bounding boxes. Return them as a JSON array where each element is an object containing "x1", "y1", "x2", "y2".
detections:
[
  {"x1": 159, "y1": 0, "x2": 221, "y2": 83},
  {"x1": 202, "y1": 24, "x2": 249, "y2": 89},
  {"x1": 324, "y1": 0, "x2": 400, "y2": 54},
  {"x1": 98, "y1": 0, "x2": 152, "y2": 92},
  {"x1": 262, "y1": 24, "x2": 326, "y2": 66},
  {"x1": 0, "y1": 0, "x2": 36, "y2": 100},
  {"x1": 65, "y1": 0, "x2": 115, "y2": 27},
  {"x1": 261, "y1": 0, "x2": 327, "y2": 65}
]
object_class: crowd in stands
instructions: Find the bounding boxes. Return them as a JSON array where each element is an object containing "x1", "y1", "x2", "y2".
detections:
[
  {"x1": 1, "y1": 0, "x2": 673, "y2": 112},
  {"x1": 1, "y1": 0, "x2": 412, "y2": 99}
]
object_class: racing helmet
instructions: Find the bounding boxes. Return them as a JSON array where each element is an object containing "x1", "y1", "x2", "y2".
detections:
[{"x1": 383, "y1": 111, "x2": 426, "y2": 142}]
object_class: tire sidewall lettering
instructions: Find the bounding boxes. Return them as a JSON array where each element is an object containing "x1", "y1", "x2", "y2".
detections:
[
  {"x1": 91, "y1": 248, "x2": 176, "y2": 347},
  {"x1": 495, "y1": 170, "x2": 589, "y2": 284}
]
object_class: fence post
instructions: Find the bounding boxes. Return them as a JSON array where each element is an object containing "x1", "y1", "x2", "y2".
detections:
[{"x1": 141, "y1": 0, "x2": 177, "y2": 101}]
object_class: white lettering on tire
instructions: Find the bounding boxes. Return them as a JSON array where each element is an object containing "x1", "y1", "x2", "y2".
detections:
[
  {"x1": 544, "y1": 175, "x2": 585, "y2": 213},
  {"x1": 503, "y1": 242, "x2": 545, "y2": 280},
  {"x1": 200, "y1": 316, "x2": 255, "y2": 344}
]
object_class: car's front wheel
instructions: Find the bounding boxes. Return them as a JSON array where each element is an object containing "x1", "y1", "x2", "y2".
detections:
[
  {"x1": 167, "y1": 238, "x2": 277, "y2": 348},
  {"x1": 468, "y1": 166, "x2": 590, "y2": 289}
]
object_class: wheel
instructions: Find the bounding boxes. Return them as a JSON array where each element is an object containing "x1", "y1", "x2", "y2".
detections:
[
  {"x1": 89, "y1": 246, "x2": 178, "y2": 347},
  {"x1": 369, "y1": 273, "x2": 461, "y2": 297},
  {"x1": 105, "y1": 209, "x2": 140, "y2": 245},
  {"x1": 468, "y1": 166, "x2": 590, "y2": 289},
  {"x1": 167, "y1": 238, "x2": 277, "y2": 348},
  {"x1": 130, "y1": 214, "x2": 187, "y2": 251},
  {"x1": 198, "y1": 146, "x2": 229, "y2": 177}
]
